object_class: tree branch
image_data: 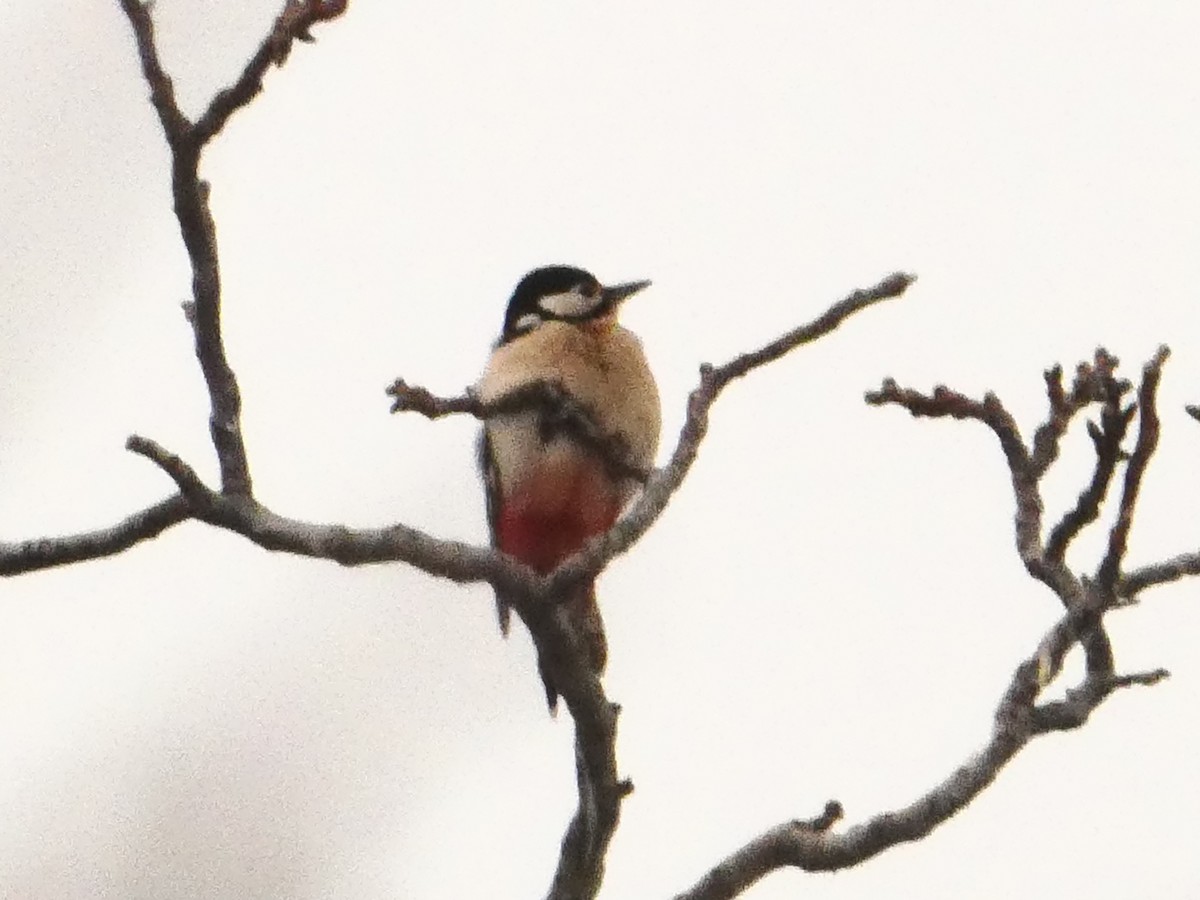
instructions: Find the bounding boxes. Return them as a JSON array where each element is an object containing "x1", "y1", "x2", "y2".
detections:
[
  {"x1": 118, "y1": 1, "x2": 346, "y2": 498},
  {"x1": 0, "y1": 496, "x2": 190, "y2": 576},
  {"x1": 1096, "y1": 346, "x2": 1169, "y2": 594},
  {"x1": 3, "y1": 1, "x2": 349, "y2": 572},
  {"x1": 116, "y1": 0, "x2": 190, "y2": 144},
  {"x1": 126, "y1": 435, "x2": 217, "y2": 510},
  {"x1": 192, "y1": 0, "x2": 349, "y2": 145},
  {"x1": 672, "y1": 603, "x2": 1164, "y2": 900},
  {"x1": 676, "y1": 348, "x2": 1179, "y2": 897},
  {"x1": 1119, "y1": 551, "x2": 1200, "y2": 597},
  {"x1": 389, "y1": 380, "x2": 653, "y2": 485},
  {"x1": 532, "y1": 611, "x2": 627, "y2": 900}
]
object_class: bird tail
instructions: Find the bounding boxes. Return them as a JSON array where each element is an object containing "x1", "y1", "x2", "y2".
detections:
[
  {"x1": 495, "y1": 593, "x2": 512, "y2": 637},
  {"x1": 536, "y1": 581, "x2": 607, "y2": 714}
]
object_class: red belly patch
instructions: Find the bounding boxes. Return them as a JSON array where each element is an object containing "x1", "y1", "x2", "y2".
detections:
[{"x1": 498, "y1": 459, "x2": 621, "y2": 573}]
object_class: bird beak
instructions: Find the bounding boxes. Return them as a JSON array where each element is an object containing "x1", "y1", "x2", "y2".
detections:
[{"x1": 601, "y1": 279, "x2": 652, "y2": 308}]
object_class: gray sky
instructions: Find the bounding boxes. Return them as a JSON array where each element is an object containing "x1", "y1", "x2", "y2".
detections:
[{"x1": 2, "y1": 2, "x2": 1199, "y2": 898}]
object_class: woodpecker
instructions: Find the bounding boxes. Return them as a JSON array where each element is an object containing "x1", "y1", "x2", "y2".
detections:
[{"x1": 477, "y1": 265, "x2": 661, "y2": 712}]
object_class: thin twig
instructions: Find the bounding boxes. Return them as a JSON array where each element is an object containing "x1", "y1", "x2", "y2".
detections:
[
  {"x1": 865, "y1": 379, "x2": 1061, "y2": 602},
  {"x1": 389, "y1": 380, "x2": 653, "y2": 485},
  {"x1": 0, "y1": 496, "x2": 190, "y2": 576},
  {"x1": 118, "y1": 2, "x2": 281, "y2": 496},
  {"x1": 125, "y1": 435, "x2": 212, "y2": 504},
  {"x1": 387, "y1": 379, "x2": 481, "y2": 418},
  {"x1": 1096, "y1": 346, "x2": 1170, "y2": 593},
  {"x1": 193, "y1": 0, "x2": 349, "y2": 145},
  {"x1": 116, "y1": 0, "x2": 190, "y2": 143},
  {"x1": 1119, "y1": 551, "x2": 1200, "y2": 597},
  {"x1": 1044, "y1": 410, "x2": 1132, "y2": 564}
]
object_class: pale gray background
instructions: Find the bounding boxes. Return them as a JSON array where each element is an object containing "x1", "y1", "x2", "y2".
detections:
[{"x1": 2, "y1": 2, "x2": 1198, "y2": 898}]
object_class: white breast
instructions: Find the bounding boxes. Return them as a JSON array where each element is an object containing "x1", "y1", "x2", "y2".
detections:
[{"x1": 478, "y1": 321, "x2": 661, "y2": 495}]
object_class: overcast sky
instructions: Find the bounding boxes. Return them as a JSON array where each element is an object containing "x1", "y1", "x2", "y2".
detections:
[{"x1": 2, "y1": 2, "x2": 1199, "y2": 898}]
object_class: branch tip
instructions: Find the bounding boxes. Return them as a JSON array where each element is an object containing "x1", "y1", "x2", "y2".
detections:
[
  {"x1": 386, "y1": 379, "x2": 479, "y2": 418},
  {"x1": 807, "y1": 800, "x2": 843, "y2": 832},
  {"x1": 270, "y1": 0, "x2": 349, "y2": 64},
  {"x1": 1111, "y1": 668, "x2": 1170, "y2": 689},
  {"x1": 126, "y1": 435, "x2": 211, "y2": 502}
]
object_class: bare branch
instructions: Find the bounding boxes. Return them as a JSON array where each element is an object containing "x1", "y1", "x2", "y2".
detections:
[
  {"x1": 712, "y1": 272, "x2": 915, "y2": 381},
  {"x1": 118, "y1": 438, "x2": 497, "y2": 571},
  {"x1": 867, "y1": 349, "x2": 1183, "y2": 693},
  {"x1": 116, "y1": 0, "x2": 190, "y2": 144},
  {"x1": 125, "y1": 435, "x2": 214, "y2": 506},
  {"x1": 673, "y1": 602, "x2": 1165, "y2": 900},
  {"x1": 193, "y1": 0, "x2": 349, "y2": 145},
  {"x1": 672, "y1": 349, "x2": 1185, "y2": 897},
  {"x1": 1120, "y1": 551, "x2": 1200, "y2": 597},
  {"x1": 119, "y1": 5, "x2": 293, "y2": 497},
  {"x1": 864, "y1": 381, "x2": 1030, "y2": 477},
  {"x1": 864, "y1": 379, "x2": 1062, "y2": 602},
  {"x1": 118, "y1": 1, "x2": 349, "y2": 498},
  {"x1": 1044, "y1": 352, "x2": 1136, "y2": 563},
  {"x1": 387, "y1": 379, "x2": 481, "y2": 418},
  {"x1": 0, "y1": 496, "x2": 190, "y2": 576},
  {"x1": 389, "y1": 380, "x2": 652, "y2": 485},
  {"x1": 1096, "y1": 346, "x2": 1169, "y2": 593},
  {"x1": 1043, "y1": 408, "x2": 1132, "y2": 564},
  {"x1": 868, "y1": 346, "x2": 1196, "y2": 694},
  {"x1": 4, "y1": 0, "x2": 350, "y2": 571},
  {"x1": 1109, "y1": 668, "x2": 1171, "y2": 688},
  {"x1": 1029, "y1": 349, "x2": 1125, "y2": 475},
  {"x1": 1031, "y1": 666, "x2": 1170, "y2": 733},
  {"x1": 173, "y1": 170, "x2": 254, "y2": 496},
  {"x1": 531, "y1": 610, "x2": 625, "y2": 900},
  {"x1": 674, "y1": 803, "x2": 842, "y2": 900},
  {"x1": 1028, "y1": 364, "x2": 1069, "y2": 474}
]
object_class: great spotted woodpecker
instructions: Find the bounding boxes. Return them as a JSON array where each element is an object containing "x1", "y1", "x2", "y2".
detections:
[{"x1": 477, "y1": 265, "x2": 661, "y2": 711}]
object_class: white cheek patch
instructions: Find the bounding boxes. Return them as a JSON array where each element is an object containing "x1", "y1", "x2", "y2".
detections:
[
  {"x1": 538, "y1": 288, "x2": 601, "y2": 319},
  {"x1": 513, "y1": 312, "x2": 543, "y2": 334}
]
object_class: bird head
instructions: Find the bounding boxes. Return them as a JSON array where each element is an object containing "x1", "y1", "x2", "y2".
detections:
[{"x1": 501, "y1": 265, "x2": 651, "y2": 343}]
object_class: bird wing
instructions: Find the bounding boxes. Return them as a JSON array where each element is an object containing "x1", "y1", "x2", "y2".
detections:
[{"x1": 477, "y1": 427, "x2": 512, "y2": 636}]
